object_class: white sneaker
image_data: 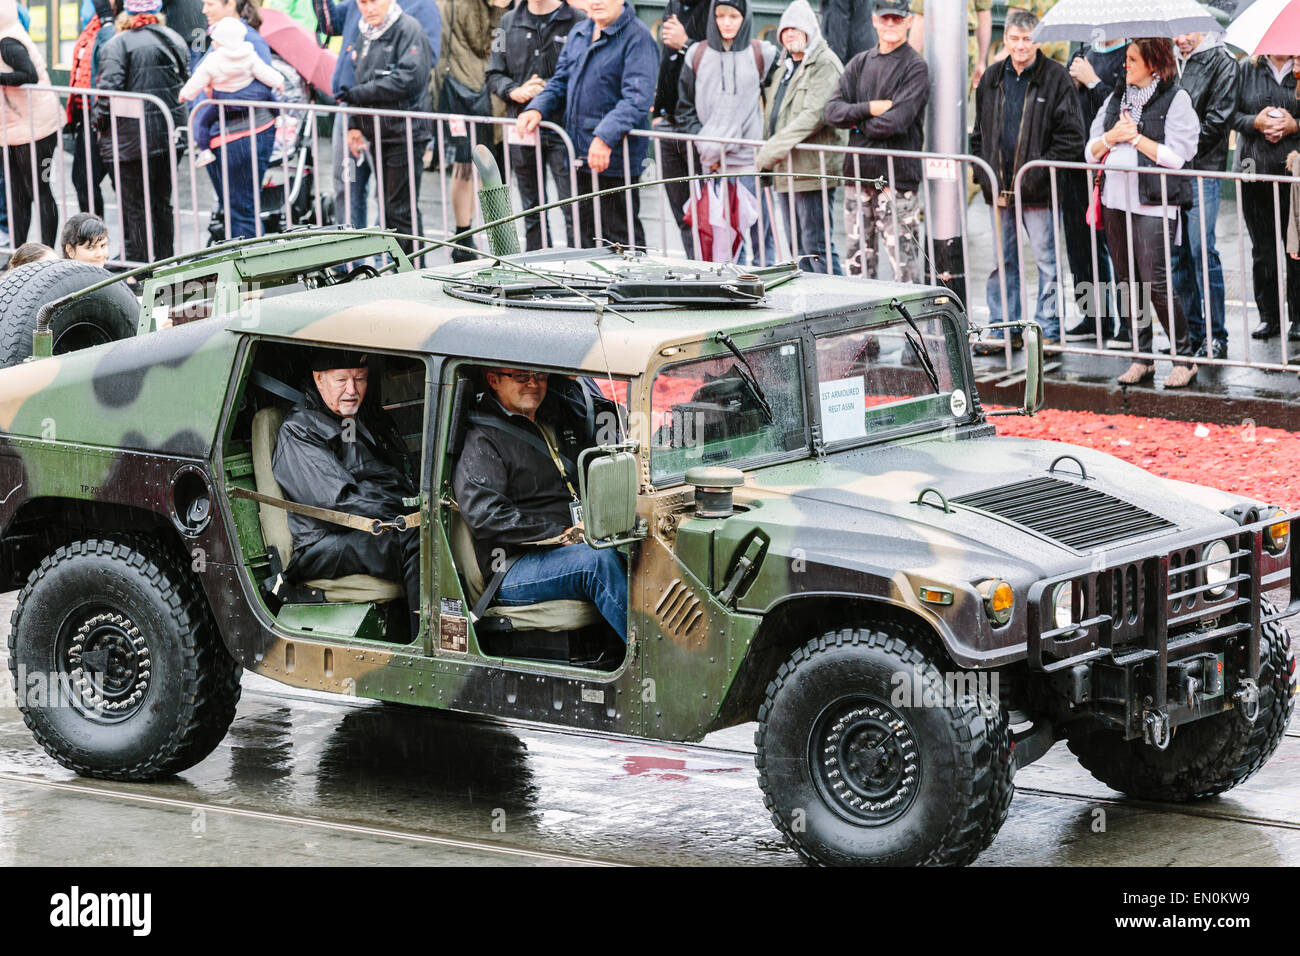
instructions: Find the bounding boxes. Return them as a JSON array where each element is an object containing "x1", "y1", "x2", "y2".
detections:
[{"x1": 194, "y1": 149, "x2": 216, "y2": 168}]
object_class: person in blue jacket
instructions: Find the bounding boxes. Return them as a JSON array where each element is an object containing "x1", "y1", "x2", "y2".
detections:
[
  {"x1": 517, "y1": 0, "x2": 657, "y2": 249},
  {"x1": 314, "y1": 0, "x2": 439, "y2": 228},
  {"x1": 191, "y1": 0, "x2": 279, "y2": 240}
]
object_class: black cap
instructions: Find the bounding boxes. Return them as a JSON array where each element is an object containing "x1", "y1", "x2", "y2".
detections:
[
  {"x1": 875, "y1": 0, "x2": 912, "y2": 16},
  {"x1": 716, "y1": 0, "x2": 746, "y2": 15},
  {"x1": 310, "y1": 349, "x2": 369, "y2": 372}
]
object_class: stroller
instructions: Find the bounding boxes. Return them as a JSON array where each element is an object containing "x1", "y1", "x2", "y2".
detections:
[{"x1": 206, "y1": 57, "x2": 335, "y2": 244}]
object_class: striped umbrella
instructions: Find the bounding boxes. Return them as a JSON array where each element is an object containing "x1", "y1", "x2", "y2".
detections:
[
  {"x1": 1030, "y1": 0, "x2": 1222, "y2": 42},
  {"x1": 1224, "y1": 0, "x2": 1300, "y2": 54}
]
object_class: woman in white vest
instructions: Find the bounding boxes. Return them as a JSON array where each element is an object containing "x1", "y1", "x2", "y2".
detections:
[{"x1": 0, "y1": 0, "x2": 62, "y2": 248}]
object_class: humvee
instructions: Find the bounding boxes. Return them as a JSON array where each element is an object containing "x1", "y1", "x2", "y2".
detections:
[{"x1": 0, "y1": 206, "x2": 1295, "y2": 866}]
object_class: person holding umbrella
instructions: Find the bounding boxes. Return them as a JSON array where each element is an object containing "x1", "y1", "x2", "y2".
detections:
[{"x1": 1085, "y1": 37, "x2": 1199, "y2": 387}]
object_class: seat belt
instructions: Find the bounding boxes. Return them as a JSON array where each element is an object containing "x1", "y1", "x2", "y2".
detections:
[
  {"x1": 471, "y1": 552, "x2": 523, "y2": 620},
  {"x1": 250, "y1": 370, "x2": 305, "y2": 406},
  {"x1": 231, "y1": 487, "x2": 421, "y2": 534},
  {"x1": 467, "y1": 411, "x2": 579, "y2": 482}
]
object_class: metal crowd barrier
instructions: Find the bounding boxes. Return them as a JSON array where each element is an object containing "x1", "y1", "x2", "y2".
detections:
[
  {"x1": 1014, "y1": 158, "x2": 1299, "y2": 373},
  {"x1": 183, "y1": 97, "x2": 578, "y2": 260},
  {"x1": 0, "y1": 83, "x2": 178, "y2": 266}
]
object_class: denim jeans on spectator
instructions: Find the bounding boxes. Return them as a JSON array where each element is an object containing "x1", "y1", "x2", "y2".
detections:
[
  {"x1": 736, "y1": 175, "x2": 776, "y2": 267},
  {"x1": 987, "y1": 204, "x2": 1059, "y2": 340},
  {"x1": 779, "y1": 188, "x2": 841, "y2": 274},
  {"x1": 1171, "y1": 178, "x2": 1225, "y2": 348},
  {"x1": 330, "y1": 118, "x2": 374, "y2": 228},
  {"x1": 207, "y1": 125, "x2": 276, "y2": 240},
  {"x1": 496, "y1": 543, "x2": 628, "y2": 641}
]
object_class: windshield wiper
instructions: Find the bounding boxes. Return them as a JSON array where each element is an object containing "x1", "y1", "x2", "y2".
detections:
[
  {"x1": 889, "y1": 298, "x2": 941, "y2": 395},
  {"x1": 715, "y1": 331, "x2": 775, "y2": 424}
]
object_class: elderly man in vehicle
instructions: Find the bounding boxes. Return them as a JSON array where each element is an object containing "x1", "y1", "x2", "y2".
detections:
[
  {"x1": 272, "y1": 350, "x2": 420, "y2": 634},
  {"x1": 453, "y1": 368, "x2": 627, "y2": 640}
]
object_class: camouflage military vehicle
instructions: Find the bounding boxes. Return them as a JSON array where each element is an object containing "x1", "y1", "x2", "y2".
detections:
[{"x1": 0, "y1": 222, "x2": 1295, "y2": 867}]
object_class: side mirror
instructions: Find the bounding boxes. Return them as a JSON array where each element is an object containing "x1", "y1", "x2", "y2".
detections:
[
  {"x1": 578, "y1": 443, "x2": 644, "y2": 548},
  {"x1": 1022, "y1": 323, "x2": 1044, "y2": 415}
]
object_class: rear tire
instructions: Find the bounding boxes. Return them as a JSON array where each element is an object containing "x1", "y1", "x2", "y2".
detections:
[
  {"x1": 1065, "y1": 620, "x2": 1294, "y2": 801},
  {"x1": 0, "y1": 259, "x2": 138, "y2": 367},
  {"x1": 7, "y1": 537, "x2": 242, "y2": 780},
  {"x1": 755, "y1": 625, "x2": 1013, "y2": 866}
]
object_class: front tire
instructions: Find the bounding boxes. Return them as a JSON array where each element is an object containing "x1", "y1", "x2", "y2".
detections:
[
  {"x1": 1065, "y1": 620, "x2": 1294, "y2": 801},
  {"x1": 7, "y1": 538, "x2": 242, "y2": 780},
  {"x1": 755, "y1": 625, "x2": 1013, "y2": 866}
]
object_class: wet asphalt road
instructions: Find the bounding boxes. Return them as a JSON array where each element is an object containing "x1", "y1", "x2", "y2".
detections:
[{"x1": 1, "y1": 588, "x2": 1297, "y2": 867}]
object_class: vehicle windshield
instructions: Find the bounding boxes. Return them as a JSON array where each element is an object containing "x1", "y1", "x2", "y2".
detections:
[
  {"x1": 814, "y1": 313, "x2": 968, "y2": 446},
  {"x1": 649, "y1": 340, "x2": 807, "y2": 483}
]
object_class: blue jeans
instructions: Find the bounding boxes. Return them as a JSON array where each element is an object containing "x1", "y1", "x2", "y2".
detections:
[
  {"x1": 497, "y1": 544, "x2": 628, "y2": 641},
  {"x1": 779, "y1": 188, "x2": 841, "y2": 274},
  {"x1": 1171, "y1": 178, "x2": 1225, "y2": 347},
  {"x1": 207, "y1": 125, "x2": 276, "y2": 240},
  {"x1": 737, "y1": 176, "x2": 777, "y2": 267},
  {"x1": 987, "y1": 204, "x2": 1060, "y2": 339}
]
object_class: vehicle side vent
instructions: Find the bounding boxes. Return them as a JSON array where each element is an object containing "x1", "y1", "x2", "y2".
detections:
[
  {"x1": 952, "y1": 477, "x2": 1176, "y2": 551},
  {"x1": 655, "y1": 579, "x2": 704, "y2": 642}
]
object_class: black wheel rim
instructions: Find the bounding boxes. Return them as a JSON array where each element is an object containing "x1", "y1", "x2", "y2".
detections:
[
  {"x1": 809, "y1": 696, "x2": 921, "y2": 826},
  {"x1": 55, "y1": 608, "x2": 152, "y2": 724}
]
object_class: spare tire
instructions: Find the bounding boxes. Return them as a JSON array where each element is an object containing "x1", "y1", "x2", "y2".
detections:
[{"x1": 0, "y1": 259, "x2": 139, "y2": 368}]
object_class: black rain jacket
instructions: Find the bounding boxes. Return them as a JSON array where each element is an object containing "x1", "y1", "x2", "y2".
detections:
[
  {"x1": 1231, "y1": 56, "x2": 1300, "y2": 176},
  {"x1": 452, "y1": 379, "x2": 616, "y2": 581},
  {"x1": 969, "y1": 52, "x2": 1085, "y2": 206},
  {"x1": 93, "y1": 23, "x2": 189, "y2": 163},
  {"x1": 1177, "y1": 42, "x2": 1238, "y2": 171},
  {"x1": 485, "y1": 1, "x2": 585, "y2": 119},
  {"x1": 343, "y1": 11, "x2": 434, "y2": 147},
  {"x1": 272, "y1": 385, "x2": 417, "y2": 552}
]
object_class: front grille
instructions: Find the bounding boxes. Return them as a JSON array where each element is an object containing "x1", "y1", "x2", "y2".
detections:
[{"x1": 953, "y1": 476, "x2": 1176, "y2": 551}]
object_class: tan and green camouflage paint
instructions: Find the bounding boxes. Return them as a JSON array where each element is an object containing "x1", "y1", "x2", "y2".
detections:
[{"x1": 0, "y1": 244, "x2": 1287, "y2": 743}]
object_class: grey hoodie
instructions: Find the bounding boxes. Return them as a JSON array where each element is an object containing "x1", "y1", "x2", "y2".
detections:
[{"x1": 676, "y1": 0, "x2": 778, "y2": 170}]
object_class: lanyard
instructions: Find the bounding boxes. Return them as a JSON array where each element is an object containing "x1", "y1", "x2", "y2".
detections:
[{"x1": 538, "y1": 422, "x2": 580, "y2": 501}]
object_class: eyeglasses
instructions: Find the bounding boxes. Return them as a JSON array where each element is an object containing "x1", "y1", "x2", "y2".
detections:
[{"x1": 493, "y1": 370, "x2": 548, "y2": 384}]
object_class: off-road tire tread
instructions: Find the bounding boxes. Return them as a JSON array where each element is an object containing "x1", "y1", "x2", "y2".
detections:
[
  {"x1": 0, "y1": 259, "x2": 137, "y2": 367},
  {"x1": 755, "y1": 624, "x2": 1014, "y2": 866},
  {"x1": 7, "y1": 536, "x2": 242, "y2": 780},
  {"x1": 1064, "y1": 620, "x2": 1294, "y2": 801}
]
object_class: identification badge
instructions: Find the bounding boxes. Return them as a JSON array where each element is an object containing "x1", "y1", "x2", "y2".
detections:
[
  {"x1": 569, "y1": 500, "x2": 584, "y2": 527},
  {"x1": 448, "y1": 118, "x2": 467, "y2": 137}
]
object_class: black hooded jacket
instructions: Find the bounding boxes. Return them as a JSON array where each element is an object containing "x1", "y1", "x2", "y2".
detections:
[
  {"x1": 452, "y1": 378, "x2": 616, "y2": 580},
  {"x1": 272, "y1": 385, "x2": 417, "y2": 552}
]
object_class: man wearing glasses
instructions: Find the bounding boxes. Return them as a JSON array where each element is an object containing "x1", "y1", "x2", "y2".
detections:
[{"x1": 453, "y1": 367, "x2": 628, "y2": 640}]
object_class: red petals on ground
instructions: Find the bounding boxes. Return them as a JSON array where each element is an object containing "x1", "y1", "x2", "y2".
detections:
[{"x1": 993, "y1": 407, "x2": 1299, "y2": 509}]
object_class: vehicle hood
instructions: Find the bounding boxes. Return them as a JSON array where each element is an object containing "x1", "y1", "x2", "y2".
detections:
[{"x1": 729, "y1": 434, "x2": 1252, "y2": 583}]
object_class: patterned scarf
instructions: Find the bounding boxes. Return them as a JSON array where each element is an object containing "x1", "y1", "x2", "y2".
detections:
[
  {"x1": 358, "y1": 1, "x2": 402, "y2": 42},
  {"x1": 1121, "y1": 80, "x2": 1159, "y2": 124}
]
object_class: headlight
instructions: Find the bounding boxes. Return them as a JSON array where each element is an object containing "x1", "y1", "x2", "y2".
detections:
[
  {"x1": 1050, "y1": 582, "x2": 1074, "y2": 630},
  {"x1": 1203, "y1": 539, "x2": 1232, "y2": 597},
  {"x1": 983, "y1": 579, "x2": 1014, "y2": 626},
  {"x1": 1265, "y1": 512, "x2": 1289, "y2": 555}
]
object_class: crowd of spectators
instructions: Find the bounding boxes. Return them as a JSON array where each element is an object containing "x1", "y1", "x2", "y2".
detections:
[{"x1": 0, "y1": 0, "x2": 1298, "y2": 387}]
